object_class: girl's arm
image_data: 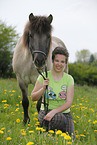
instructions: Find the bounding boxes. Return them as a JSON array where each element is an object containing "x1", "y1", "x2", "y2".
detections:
[{"x1": 31, "y1": 78, "x2": 49, "y2": 101}]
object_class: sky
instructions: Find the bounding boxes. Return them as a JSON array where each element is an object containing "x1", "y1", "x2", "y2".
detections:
[{"x1": 0, "y1": 0, "x2": 97, "y2": 62}]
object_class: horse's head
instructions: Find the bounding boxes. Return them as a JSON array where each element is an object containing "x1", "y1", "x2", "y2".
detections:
[{"x1": 23, "y1": 13, "x2": 53, "y2": 69}]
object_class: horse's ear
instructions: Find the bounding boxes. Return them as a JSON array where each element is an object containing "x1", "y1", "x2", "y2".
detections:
[
  {"x1": 47, "y1": 14, "x2": 53, "y2": 24},
  {"x1": 29, "y1": 13, "x2": 34, "y2": 21}
]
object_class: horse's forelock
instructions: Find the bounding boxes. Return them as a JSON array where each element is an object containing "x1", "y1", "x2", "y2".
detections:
[
  {"x1": 23, "y1": 16, "x2": 52, "y2": 48},
  {"x1": 30, "y1": 16, "x2": 52, "y2": 34}
]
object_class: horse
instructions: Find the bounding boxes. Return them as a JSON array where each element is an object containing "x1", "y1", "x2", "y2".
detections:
[{"x1": 12, "y1": 13, "x2": 67, "y2": 124}]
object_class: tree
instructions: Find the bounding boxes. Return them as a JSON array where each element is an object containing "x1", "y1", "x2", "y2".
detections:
[
  {"x1": 75, "y1": 49, "x2": 90, "y2": 63},
  {"x1": 89, "y1": 54, "x2": 95, "y2": 65},
  {"x1": 0, "y1": 20, "x2": 19, "y2": 78}
]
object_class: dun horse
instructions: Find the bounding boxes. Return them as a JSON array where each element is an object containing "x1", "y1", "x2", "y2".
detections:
[{"x1": 13, "y1": 13, "x2": 67, "y2": 124}]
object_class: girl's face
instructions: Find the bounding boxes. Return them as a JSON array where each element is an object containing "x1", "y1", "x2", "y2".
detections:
[{"x1": 53, "y1": 54, "x2": 66, "y2": 72}]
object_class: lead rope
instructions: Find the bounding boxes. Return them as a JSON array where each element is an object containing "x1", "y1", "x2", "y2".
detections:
[
  {"x1": 37, "y1": 65, "x2": 49, "y2": 131},
  {"x1": 37, "y1": 64, "x2": 48, "y2": 112}
]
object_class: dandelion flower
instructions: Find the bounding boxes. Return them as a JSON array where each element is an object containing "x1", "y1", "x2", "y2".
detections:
[
  {"x1": 6, "y1": 137, "x2": 12, "y2": 140},
  {"x1": 26, "y1": 142, "x2": 34, "y2": 145},
  {"x1": 48, "y1": 130, "x2": 54, "y2": 134},
  {"x1": 0, "y1": 130, "x2": 4, "y2": 134},
  {"x1": 76, "y1": 135, "x2": 80, "y2": 138},
  {"x1": 29, "y1": 130, "x2": 34, "y2": 133},
  {"x1": 67, "y1": 142, "x2": 72, "y2": 144},
  {"x1": 16, "y1": 104, "x2": 19, "y2": 106},
  {"x1": 64, "y1": 135, "x2": 71, "y2": 140},
  {"x1": 80, "y1": 134, "x2": 86, "y2": 137},
  {"x1": 61, "y1": 133, "x2": 66, "y2": 137},
  {"x1": 56, "y1": 130, "x2": 62, "y2": 135},
  {"x1": 16, "y1": 119, "x2": 20, "y2": 123},
  {"x1": 93, "y1": 120, "x2": 97, "y2": 124},
  {"x1": 21, "y1": 132, "x2": 26, "y2": 135},
  {"x1": 41, "y1": 128, "x2": 46, "y2": 132},
  {"x1": 2, "y1": 100, "x2": 7, "y2": 103},
  {"x1": 1, "y1": 127, "x2": 5, "y2": 130},
  {"x1": 12, "y1": 90, "x2": 15, "y2": 92},
  {"x1": 36, "y1": 127, "x2": 42, "y2": 131}
]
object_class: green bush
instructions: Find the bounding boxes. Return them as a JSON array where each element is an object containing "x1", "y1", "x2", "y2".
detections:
[{"x1": 68, "y1": 63, "x2": 97, "y2": 86}]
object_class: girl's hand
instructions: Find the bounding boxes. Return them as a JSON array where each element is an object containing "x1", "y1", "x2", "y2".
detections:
[
  {"x1": 43, "y1": 78, "x2": 49, "y2": 89},
  {"x1": 44, "y1": 109, "x2": 56, "y2": 121}
]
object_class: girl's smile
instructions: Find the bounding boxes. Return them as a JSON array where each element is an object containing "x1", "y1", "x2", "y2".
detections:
[{"x1": 53, "y1": 54, "x2": 66, "y2": 72}]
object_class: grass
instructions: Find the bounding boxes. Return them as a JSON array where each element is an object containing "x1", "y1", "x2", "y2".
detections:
[{"x1": 0, "y1": 79, "x2": 97, "y2": 145}]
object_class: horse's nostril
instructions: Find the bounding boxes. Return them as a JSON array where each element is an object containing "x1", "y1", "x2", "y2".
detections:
[{"x1": 35, "y1": 58, "x2": 45, "y2": 67}]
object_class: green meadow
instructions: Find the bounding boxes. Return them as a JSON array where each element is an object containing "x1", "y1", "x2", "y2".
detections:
[{"x1": 0, "y1": 79, "x2": 97, "y2": 145}]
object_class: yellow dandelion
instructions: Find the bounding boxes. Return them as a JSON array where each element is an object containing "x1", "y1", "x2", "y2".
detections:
[
  {"x1": 12, "y1": 90, "x2": 15, "y2": 92},
  {"x1": 0, "y1": 130, "x2": 4, "y2": 134},
  {"x1": 67, "y1": 142, "x2": 72, "y2": 144},
  {"x1": 93, "y1": 120, "x2": 97, "y2": 124},
  {"x1": 36, "y1": 127, "x2": 42, "y2": 131},
  {"x1": 21, "y1": 132, "x2": 26, "y2": 135},
  {"x1": 94, "y1": 130, "x2": 97, "y2": 132},
  {"x1": 77, "y1": 116, "x2": 79, "y2": 119},
  {"x1": 56, "y1": 130, "x2": 62, "y2": 135},
  {"x1": 16, "y1": 119, "x2": 20, "y2": 123},
  {"x1": 20, "y1": 101, "x2": 22, "y2": 103},
  {"x1": 2, "y1": 100, "x2": 7, "y2": 103},
  {"x1": 21, "y1": 129, "x2": 25, "y2": 132},
  {"x1": 33, "y1": 118, "x2": 38, "y2": 121},
  {"x1": 18, "y1": 96, "x2": 21, "y2": 97},
  {"x1": 80, "y1": 134, "x2": 86, "y2": 137},
  {"x1": 48, "y1": 130, "x2": 54, "y2": 134},
  {"x1": 73, "y1": 120, "x2": 76, "y2": 123},
  {"x1": 4, "y1": 104, "x2": 9, "y2": 106},
  {"x1": 29, "y1": 130, "x2": 34, "y2": 133},
  {"x1": 6, "y1": 137, "x2": 12, "y2": 140},
  {"x1": 34, "y1": 112, "x2": 38, "y2": 115},
  {"x1": 11, "y1": 112, "x2": 15, "y2": 115},
  {"x1": 26, "y1": 142, "x2": 34, "y2": 145},
  {"x1": 64, "y1": 135, "x2": 71, "y2": 140},
  {"x1": 16, "y1": 104, "x2": 19, "y2": 106},
  {"x1": 79, "y1": 103, "x2": 82, "y2": 105},
  {"x1": 41, "y1": 128, "x2": 46, "y2": 132},
  {"x1": 1, "y1": 127, "x2": 5, "y2": 130},
  {"x1": 35, "y1": 121, "x2": 40, "y2": 125},
  {"x1": 15, "y1": 108, "x2": 19, "y2": 111},
  {"x1": 76, "y1": 135, "x2": 80, "y2": 138},
  {"x1": 61, "y1": 133, "x2": 66, "y2": 137},
  {"x1": 4, "y1": 90, "x2": 7, "y2": 91},
  {"x1": 34, "y1": 101, "x2": 37, "y2": 104},
  {"x1": 88, "y1": 119, "x2": 91, "y2": 122}
]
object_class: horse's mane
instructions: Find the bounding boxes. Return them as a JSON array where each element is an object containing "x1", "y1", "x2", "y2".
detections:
[{"x1": 23, "y1": 16, "x2": 52, "y2": 47}]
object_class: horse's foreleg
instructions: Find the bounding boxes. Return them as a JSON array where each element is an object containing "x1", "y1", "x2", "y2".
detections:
[{"x1": 19, "y1": 83, "x2": 30, "y2": 124}]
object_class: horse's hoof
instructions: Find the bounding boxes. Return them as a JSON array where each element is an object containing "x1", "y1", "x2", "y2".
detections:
[{"x1": 23, "y1": 118, "x2": 30, "y2": 125}]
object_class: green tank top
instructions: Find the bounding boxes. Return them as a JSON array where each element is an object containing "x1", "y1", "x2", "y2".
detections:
[{"x1": 37, "y1": 71, "x2": 74, "y2": 113}]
